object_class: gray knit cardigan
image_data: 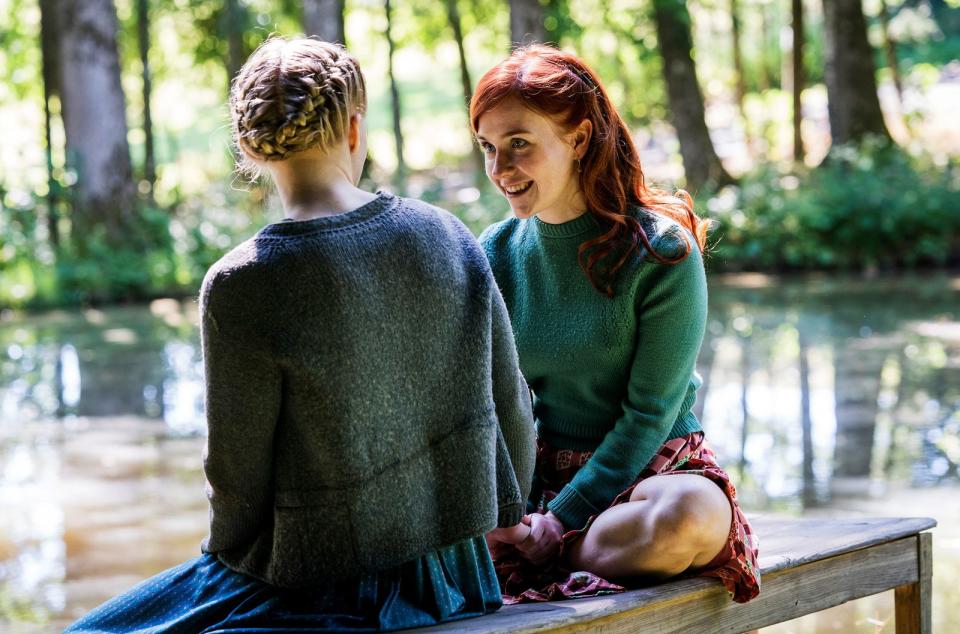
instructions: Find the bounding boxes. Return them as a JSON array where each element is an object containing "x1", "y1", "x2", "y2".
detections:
[{"x1": 198, "y1": 192, "x2": 535, "y2": 588}]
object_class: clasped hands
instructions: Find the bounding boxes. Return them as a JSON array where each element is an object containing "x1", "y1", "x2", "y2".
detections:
[{"x1": 485, "y1": 511, "x2": 566, "y2": 565}]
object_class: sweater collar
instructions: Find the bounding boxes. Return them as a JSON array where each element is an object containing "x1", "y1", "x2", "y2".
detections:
[
  {"x1": 533, "y1": 211, "x2": 598, "y2": 238},
  {"x1": 258, "y1": 191, "x2": 396, "y2": 237}
]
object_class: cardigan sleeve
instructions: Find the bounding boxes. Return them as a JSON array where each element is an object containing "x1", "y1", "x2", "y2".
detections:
[
  {"x1": 547, "y1": 232, "x2": 707, "y2": 530},
  {"x1": 489, "y1": 280, "x2": 537, "y2": 528},
  {"x1": 199, "y1": 268, "x2": 282, "y2": 553}
]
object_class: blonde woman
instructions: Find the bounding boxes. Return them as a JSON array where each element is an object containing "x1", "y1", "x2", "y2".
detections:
[{"x1": 65, "y1": 37, "x2": 535, "y2": 633}]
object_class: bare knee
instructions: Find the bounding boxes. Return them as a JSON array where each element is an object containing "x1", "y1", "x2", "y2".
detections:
[
  {"x1": 648, "y1": 478, "x2": 732, "y2": 568},
  {"x1": 632, "y1": 476, "x2": 724, "y2": 539}
]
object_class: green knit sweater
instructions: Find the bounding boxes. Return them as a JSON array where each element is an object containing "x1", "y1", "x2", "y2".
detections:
[
  {"x1": 480, "y1": 210, "x2": 706, "y2": 530},
  {"x1": 199, "y1": 192, "x2": 535, "y2": 587}
]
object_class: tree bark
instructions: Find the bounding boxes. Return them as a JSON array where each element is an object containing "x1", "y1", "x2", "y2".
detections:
[
  {"x1": 303, "y1": 0, "x2": 346, "y2": 45},
  {"x1": 652, "y1": 0, "x2": 735, "y2": 191},
  {"x1": 759, "y1": 2, "x2": 783, "y2": 90},
  {"x1": 878, "y1": 0, "x2": 904, "y2": 105},
  {"x1": 384, "y1": 0, "x2": 406, "y2": 186},
  {"x1": 822, "y1": 0, "x2": 892, "y2": 146},
  {"x1": 730, "y1": 0, "x2": 747, "y2": 116},
  {"x1": 224, "y1": 0, "x2": 245, "y2": 88},
  {"x1": 137, "y1": 0, "x2": 156, "y2": 199},
  {"x1": 792, "y1": 0, "x2": 806, "y2": 162},
  {"x1": 57, "y1": 0, "x2": 137, "y2": 246},
  {"x1": 39, "y1": 0, "x2": 63, "y2": 247},
  {"x1": 509, "y1": 0, "x2": 547, "y2": 47},
  {"x1": 445, "y1": 0, "x2": 484, "y2": 172}
]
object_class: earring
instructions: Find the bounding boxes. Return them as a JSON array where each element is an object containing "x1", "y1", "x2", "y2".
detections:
[{"x1": 576, "y1": 158, "x2": 582, "y2": 173}]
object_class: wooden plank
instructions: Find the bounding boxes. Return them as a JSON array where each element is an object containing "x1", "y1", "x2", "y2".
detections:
[
  {"x1": 419, "y1": 536, "x2": 922, "y2": 634},
  {"x1": 895, "y1": 532, "x2": 933, "y2": 634},
  {"x1": 748, "y1": 516, "x2": 935, "y2": 574}
]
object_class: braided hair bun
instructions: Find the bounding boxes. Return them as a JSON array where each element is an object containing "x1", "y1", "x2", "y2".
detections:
[{"x1": 230, "y1": 37, "x2": 366, "y2": 171}]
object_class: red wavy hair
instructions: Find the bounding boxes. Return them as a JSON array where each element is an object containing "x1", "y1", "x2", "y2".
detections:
[{"x1": 470, "y1": 45, "x2": 708, "y2": 297}]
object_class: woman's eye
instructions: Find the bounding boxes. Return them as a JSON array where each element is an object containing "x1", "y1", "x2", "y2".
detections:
[
  {"x1": 511, "y1": 138, "x2": 528, "y2": 149},
  {"x1": 478, "y1": 141, "x2": 494, "y2": 153}
]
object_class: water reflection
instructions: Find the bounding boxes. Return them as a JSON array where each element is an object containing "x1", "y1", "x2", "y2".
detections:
[
  {"x1": 0, "y1": 275, "x2": 958, "y2": 631},
  {"x1": 1, "y1": 301, "x2": 204, "y2": 431}
]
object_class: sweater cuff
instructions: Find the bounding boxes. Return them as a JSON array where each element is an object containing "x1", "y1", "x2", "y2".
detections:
[
  {"x1": 497, "y1": 502, "x2": 525, "y2": 528},
  {"x1": 547, "y1": 484, "x2": 600, "y2": 531}
]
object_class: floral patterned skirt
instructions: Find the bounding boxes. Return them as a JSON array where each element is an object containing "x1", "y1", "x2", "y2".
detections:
[{"x1": 494, "y1": 432, "x2": 761, "y2": 604}]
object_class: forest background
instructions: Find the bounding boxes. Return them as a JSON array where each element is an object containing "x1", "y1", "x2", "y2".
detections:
[{"x1": 0, "y1": 0, "x2": 958, "y2": 308}]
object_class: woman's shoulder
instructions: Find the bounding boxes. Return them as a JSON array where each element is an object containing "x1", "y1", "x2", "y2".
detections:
[
  {"x1": 200, "y1": 237, "x2": 276, "y2": 306},
  {"x1": 395, "y1": 195, "x2": 482, "y2": 243}
]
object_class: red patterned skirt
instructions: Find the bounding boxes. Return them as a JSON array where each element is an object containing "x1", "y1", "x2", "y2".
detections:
[{"x1": 494, "y1": 432, "x2": 761, "y2": 604}]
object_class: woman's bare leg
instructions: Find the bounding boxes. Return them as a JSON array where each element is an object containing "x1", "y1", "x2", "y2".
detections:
[{"x1": 567, "y1": 474, "x2": 732, "y2": 579}]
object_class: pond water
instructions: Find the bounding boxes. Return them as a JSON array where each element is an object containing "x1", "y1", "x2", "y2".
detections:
[{"x1": 1, "y1": 273, "x2": 958, "y2": 633}]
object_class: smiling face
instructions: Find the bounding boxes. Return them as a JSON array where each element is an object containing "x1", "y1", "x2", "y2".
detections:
[{"x1": 476, "y1": 97, "x2": 590, "y2": 223}]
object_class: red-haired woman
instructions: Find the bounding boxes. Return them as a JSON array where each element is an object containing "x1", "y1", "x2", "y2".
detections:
[{"x1": 472, "y1": 45, "x2": 760, "y2": 604}]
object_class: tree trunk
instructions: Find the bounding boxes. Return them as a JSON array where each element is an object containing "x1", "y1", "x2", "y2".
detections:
[
  {"x1": 445, "y1": 0, "x2": 484, "y2": 172},
  {"x1": 730, "y1": 0, "x2": 752, "y2": 156},
  {"x1": 57, "y1": 0, "x2": 137, "y2": 246},
  {"x1": 224, "y1": 0, "x2": 245, "y2": 88},
  {"x1": 760, "y1": 2, "x2": 784, "y2": 90},
  {"x1": 39, "y1": 0, "x2": 62, "y2": 247},
  {"x1": 792, "y1": 0, "x2": 806, "y2": 162},
  {"x1": 384, "y1": 0, "x2": 406, "y2": 186},
  {"x1": 509, "y1": 0, "x2": 547, "y2": 47},
  {"x1": 730, "y1": 0, "x2": 747, "y2": 116},
  {"x1": 822, "y1": 0, "x2": 892, "y2": 146},
  {"x1": 652, "y1": 0, "x2": 735, "y2": 191},
  {"x1": 137, "y1": 0, "x2": 156, "y2": 199},
  {"x1": 878, "y1": 0, "x2": 904, "y2": 105},
  {"x1": 303, "y1": 0, "x2": 345, "y2": 45}
]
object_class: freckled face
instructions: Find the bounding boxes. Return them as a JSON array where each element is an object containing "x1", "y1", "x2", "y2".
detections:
[{"x1": 476, "y1": 98, "x2": 585, "y2": 223}]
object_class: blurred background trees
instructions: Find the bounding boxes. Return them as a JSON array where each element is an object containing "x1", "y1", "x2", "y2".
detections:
[{"x1": 1, "y1": 0, "x2": 958, "y2": 307}]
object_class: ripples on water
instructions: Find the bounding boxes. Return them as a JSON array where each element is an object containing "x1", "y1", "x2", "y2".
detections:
[{"x1": 1, "y1": 275, "x2": 958, "y2": 632}]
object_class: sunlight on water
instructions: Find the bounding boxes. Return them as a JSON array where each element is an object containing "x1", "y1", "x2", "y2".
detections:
[
  {"x1": 60, "y1": 345, "x2": 81, "y2": 408},
  {"x1": 0, "y1": 275, "x2": 958, "y2": 632}
]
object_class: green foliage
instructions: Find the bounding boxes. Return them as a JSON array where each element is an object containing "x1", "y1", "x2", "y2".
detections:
[
  {"x1": 0, "y1": 179, "x2": 269, "y2": 308},
  {"x1": 0, "y1": 0, "x2": 42, "y2": 103},
  {"x1": 53, "y1": 203, "x2": 177, "y2": 304},
  {"x1": 707, "y1": 142, "x2": 960, "y2": 272},
  {"x1": 3, "y1": 0, "x2": 959, "y2": 309},
  {"x1": 886, "y1": 1, "x2": 960, "y2": 69}
]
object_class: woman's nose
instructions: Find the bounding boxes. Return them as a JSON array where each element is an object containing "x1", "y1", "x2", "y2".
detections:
[{"x1": 490, "y1": 152, "x2": 512, "y2": 177}]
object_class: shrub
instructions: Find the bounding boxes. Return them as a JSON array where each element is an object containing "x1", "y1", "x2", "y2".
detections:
[{"x1": 706, "y1": 142, "x2": 960, "y2": 272}]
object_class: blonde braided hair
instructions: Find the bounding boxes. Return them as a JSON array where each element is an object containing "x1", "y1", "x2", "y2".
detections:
[{"x1": 230, "y1": 36, "x2": 366, "y2": 173}]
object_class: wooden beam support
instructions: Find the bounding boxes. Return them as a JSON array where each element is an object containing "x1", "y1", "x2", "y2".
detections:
[{"x1": 895, "y1": 532, "x2": 932, "y2": 634}]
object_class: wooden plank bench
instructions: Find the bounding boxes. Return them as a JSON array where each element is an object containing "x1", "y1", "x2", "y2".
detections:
[{"x1": 417, "y1": 516, "x2": 936, "y2": 634}]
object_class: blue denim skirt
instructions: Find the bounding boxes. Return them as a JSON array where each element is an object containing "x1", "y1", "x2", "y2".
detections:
[{"x1": 64, "y1": 536, "x2": 500, "y2": 633}]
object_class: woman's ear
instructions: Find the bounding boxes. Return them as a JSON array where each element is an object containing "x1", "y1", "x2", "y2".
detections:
[
  {"x1": 348, "y1": 113, "x2": 363, "y2": 152},
  {"x1": 570, "y1": 119, "x2": 593, "y2": 159}
]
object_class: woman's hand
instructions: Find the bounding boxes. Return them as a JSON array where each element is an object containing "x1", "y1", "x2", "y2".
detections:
[
  {"x1": 487, "y1": 513, "x2": 565, "y2": 565},
  {"x1": 486, "y1": 521, "x2": 530, "y2": 559},
  {"x1": 515, "y1": 512, "x2": 565, "y2": 565}
]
